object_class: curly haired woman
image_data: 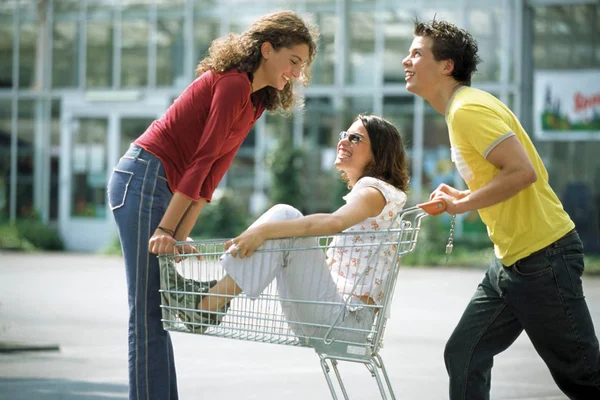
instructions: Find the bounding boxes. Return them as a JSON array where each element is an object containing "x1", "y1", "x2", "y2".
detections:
[{"x1": 107, "y1": 11, "x2": 319, "y2": 399}]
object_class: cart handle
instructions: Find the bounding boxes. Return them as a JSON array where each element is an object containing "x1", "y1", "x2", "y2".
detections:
[{"x1": 417, "y1": 199, "x2": 447, "y2": 216}]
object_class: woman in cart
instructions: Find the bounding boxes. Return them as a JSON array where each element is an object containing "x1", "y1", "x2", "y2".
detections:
[
  {"x1": 164, "y1": 114, "x2": 410, "y2": 342},
  {"x1": 107, "y1": 11, "x2": 318, "y2": 400}
]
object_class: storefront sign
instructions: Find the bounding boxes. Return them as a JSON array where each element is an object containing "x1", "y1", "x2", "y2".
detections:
[{"x1": 534, "y1": 70, "x2": 600, "y2": 140}]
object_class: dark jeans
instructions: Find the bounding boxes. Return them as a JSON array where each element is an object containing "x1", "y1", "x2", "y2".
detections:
[
  {"x1": 108, "y1": 145, "x2": 178, "y2": 400},
  {"x1": 445, "y1": 230, "x2": 600, "y2": 399}
]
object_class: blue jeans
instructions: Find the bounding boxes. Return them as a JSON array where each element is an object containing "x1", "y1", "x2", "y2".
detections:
[
  {"x1": 445, "y1": 230, "x2": 600, "y2": 399},
  {"x1": 108, "y1": 144, "x2": 178, "y2": 400}
]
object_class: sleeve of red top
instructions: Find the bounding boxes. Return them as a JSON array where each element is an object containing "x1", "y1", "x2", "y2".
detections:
[
  {"x1": 198, "y1": 145, "x2": 241, "y2": 201},
  {"x1": 175, "y1": 74, "x2": 251, "y2": 200}
]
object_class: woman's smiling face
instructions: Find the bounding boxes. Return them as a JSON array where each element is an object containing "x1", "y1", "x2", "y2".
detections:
[
  {"x1": 262, "y1": 43, "x2": 309, "y2": 90},
  {"x1": 335, "y1": 119, "x2": 374, "y2": 180}
]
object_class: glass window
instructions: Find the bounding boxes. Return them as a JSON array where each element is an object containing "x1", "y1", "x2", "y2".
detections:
[
  {"x1": 194, "y1": 0, "x2": 219, "y2": 7},
  {"x1": 229, "y1": 14, "x2": 256, "y2": 33},
  {"x1": 239, "y1": 126, "x2": 256, "y2": 149},
  {"x1": 16, "y1": 100, "x2": 35, "y2": 218},
  {"x1": 545, "y1": 140, "x2": 600, "y2": 252},
  {"x1": 156, "y1": 1, "x2": 185, "y2": 17},
  {"x1": 468, "y1": 8, "x2": 503, "y2": 83},
  {"x1": 265, "y1": 112, "x2": 293, "y2": 148},
  {"x1": 121, "y1": 11, "x2": 149, "y2": 87},
  {"x1": 304, "y1": 97, "x2": 335, "y2": 147},
  {"x1": 338, "y1": 97, "x2": 376, "y2": 139},
  {"x1": 193, "y1": 15, "x2": 220, "y2": 76},
  {"x1": 0, "y1": 8, "x2": 13, "y2": 88},
  {"x1": 423, "y1": 105, "x2": 449, "y2": 149},
  {"x1": 155, "y1": 0, "x2": 186, "y2": 86},
  {"x1": 534, "y1": 4, "x2": 600, "y2": 70},
  {"x1": 308, "y1": 12, "x2": 335, "y2": 85},
  {"x1": 86, "y1": 16, "x2": 114, "y2": 88},
  {"x1": 18, "y1": 22, "x2": 38, "y2": 89},
  {"x1": 383, "y1": 96, "x2": 422, "y2": 194},
  {"x1": 382, "y1": 96, "x2": 414, "y2": 146},
  {"x1": 597, "y1": 6, "x2": 600, "y2": 65},
  {"x1": 262, "y1": 113, "x2": 294, "y2": 200},
  {"x1": 0, "y1": 100, "x2": 10, "y2": 221},
  {"x1": 226, "y1": 126, "x2": 255, "y2": 192},
  {"x1": 157, "y1": 17, "x2": 186, "y2": 87},
  {"x1": 416, "y1": 8, "x2": 461, "y2": 27},
  {"x1": 349, "y1": 11, "x2": 375, "y2": 86},
  {"x1": 50, "y1": 100, "x2": 61, "y2": 221},
  {"x1": 52, "y1": 19, "x2": 80, "y2": 88},
  {"x1": 422, "y1": 104, "x2": 450, "y2": 194},
  {"x1": 303, "y1": 97, "x2": 338, "y2": 213},
  {"x1": 120, "y1": 117, "x2": 154, "y2": 156},
  {"x1": 54, "y1": 0, "x2": 80, "y2": 13},
  {"x1": 382, "y1": 10, "x2": 414, "y2": 83},
  {"x1": 71, "y1": 118, "x2": 108, "y2": 218}
]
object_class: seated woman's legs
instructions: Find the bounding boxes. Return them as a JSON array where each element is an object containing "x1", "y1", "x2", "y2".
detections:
[
  {"x1": 274, "y1": 236, "x2": 375, "y2": 343},
  {"x1": 221, "y1": 204, "x2": 375, "y2": 342},
  {"x1": 219, "y1": 204, "x2": 307, "y2": 299},
  {"x1": 163, "y1": 204, "x2": 299, "y2": 330},
  {"x1": 170, "y1": 204, "x2": 375, "y2": 342},
  {"x1": 199, "y1": 275, "x2": 241, "y2": 312}
]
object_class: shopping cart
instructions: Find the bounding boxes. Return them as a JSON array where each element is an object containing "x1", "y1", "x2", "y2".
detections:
[{"x1": 158, "y1": 199, "x2": 446, "y2": 400}]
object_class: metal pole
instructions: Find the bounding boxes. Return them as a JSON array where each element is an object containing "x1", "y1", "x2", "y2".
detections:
[
  {"x1": 79, "y1": 0, "x2": 87, "y2": 89},
  {"x1": 412, "y1": 96, "x2": 424, "y2": 203},
  {"x1": 148, "y1": 2, "x2": 157, "y2": 88},
  {"x1": 10, "y1": 4, "x2": 20, "y2": 223}
]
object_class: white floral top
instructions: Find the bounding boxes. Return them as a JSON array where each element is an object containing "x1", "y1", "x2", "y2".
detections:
[{"x1": 327, "y1": 177, "x2": 407, "y2": 310}]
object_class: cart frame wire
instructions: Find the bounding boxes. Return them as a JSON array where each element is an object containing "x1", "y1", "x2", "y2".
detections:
[{"x1": 158, "y1": 200, "x2": 445, "y2": 399}]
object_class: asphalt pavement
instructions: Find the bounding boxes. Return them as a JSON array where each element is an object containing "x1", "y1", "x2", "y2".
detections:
[{"x1": 1, "y1": 252, "x2": 599, "y2": 399}]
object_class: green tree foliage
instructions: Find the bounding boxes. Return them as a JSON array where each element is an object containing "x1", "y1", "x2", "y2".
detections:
[
  {"x1": 190, "y1": 191, "x2": 249, "y2": 239},
  {"x1": 330, "y1": 171, "x2": 349, "y2": 210},
  {"x1": 268, "y1": 135, "x2": 304, "y2": 210},
  {"x1": 0, "y1": 219, "x2": 64, "y2": 251}
]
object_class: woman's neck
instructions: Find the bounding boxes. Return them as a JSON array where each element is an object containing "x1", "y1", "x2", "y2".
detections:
[
  {"x1": 346, "y1": 172, "x2": 361, "y2": 188},
  {"x1": 251, "y1": 68, "x2": 268, "y2": 93}
]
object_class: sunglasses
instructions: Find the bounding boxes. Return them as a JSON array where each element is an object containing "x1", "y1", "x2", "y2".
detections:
[{"x1": 338, "y1": 131, "x2": 370, "y2": 144}]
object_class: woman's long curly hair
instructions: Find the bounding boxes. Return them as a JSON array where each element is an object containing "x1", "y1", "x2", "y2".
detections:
[
  {"x1": 195, "y1": 11, "x2": 319, "y2": 112},
  {"x1": 341, "y1": 114, "x2": 410, "y2": 193}
]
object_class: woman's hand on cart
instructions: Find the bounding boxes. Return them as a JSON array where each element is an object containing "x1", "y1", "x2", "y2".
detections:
[
  {"x1": 225, "y1": 226, "x2": 266, "y2": 259},
  {"x1": 149, "y1": 232, "x2": 202, "y2": 262},
  {"x1": 149, "y1": 229, "x2": 177, "y2": 255}
]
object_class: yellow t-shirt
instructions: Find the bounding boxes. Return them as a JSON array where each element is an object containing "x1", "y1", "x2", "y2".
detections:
[{"x1": 446, "y1": 87, "x2": 574, "y2": 266}]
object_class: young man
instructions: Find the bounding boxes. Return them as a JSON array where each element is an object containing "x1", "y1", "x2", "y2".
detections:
[{"x1": 402, "y1": 19, "x2": 600, "y2": 400}]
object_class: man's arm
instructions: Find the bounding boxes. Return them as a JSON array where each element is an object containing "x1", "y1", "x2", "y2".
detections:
[{"x1": 434, "y1": 136, "x2": 537, "y2": 214}]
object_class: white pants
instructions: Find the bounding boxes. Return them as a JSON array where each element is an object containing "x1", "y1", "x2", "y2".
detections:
[{"x1": 221, "y1": 204, "x2": 375, "y2": 343}]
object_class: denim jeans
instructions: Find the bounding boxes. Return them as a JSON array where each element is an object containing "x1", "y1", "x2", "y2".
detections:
[
  {"x1": 108, "y1": 144, "x2": 178, "y2": 400},
  {"x1": 444, "y1": 230, "x2": 600, "y2": 400}
]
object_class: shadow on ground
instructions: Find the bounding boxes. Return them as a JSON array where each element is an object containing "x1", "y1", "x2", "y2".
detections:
[{"x1": 0, "y1": 378, "x2": 127, "y2": 400}]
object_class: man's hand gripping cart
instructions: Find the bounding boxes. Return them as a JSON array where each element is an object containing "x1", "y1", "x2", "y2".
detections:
[{"x1": 158, "y1": 199, "x2": 446, "y2": 400}]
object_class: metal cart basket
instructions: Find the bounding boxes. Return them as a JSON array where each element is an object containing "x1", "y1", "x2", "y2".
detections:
[{"x1": 159, "y1": 200, "x2": 445, "y2": 399}]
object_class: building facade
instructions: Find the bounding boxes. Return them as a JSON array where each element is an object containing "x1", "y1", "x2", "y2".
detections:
[{"x1": 0, "y1": 0, "x2": 598, "y2": 251}]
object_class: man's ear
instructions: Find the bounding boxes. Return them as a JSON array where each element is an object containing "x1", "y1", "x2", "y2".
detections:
[
  {"x1": 260, "y1": 42, "x2": 273, "y2": 59},
  {"x1": 443, "y1": 59, "x2": 455, "y2": 77}
]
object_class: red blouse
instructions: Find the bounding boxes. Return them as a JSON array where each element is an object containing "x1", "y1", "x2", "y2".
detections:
[{"x1": 135, "y1": 69, "x2": 265, "y2": 201}]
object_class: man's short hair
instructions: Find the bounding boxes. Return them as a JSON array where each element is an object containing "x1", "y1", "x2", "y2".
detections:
[{"x1": 414, "y1": 19, "x2": 482, "y2": 86}]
